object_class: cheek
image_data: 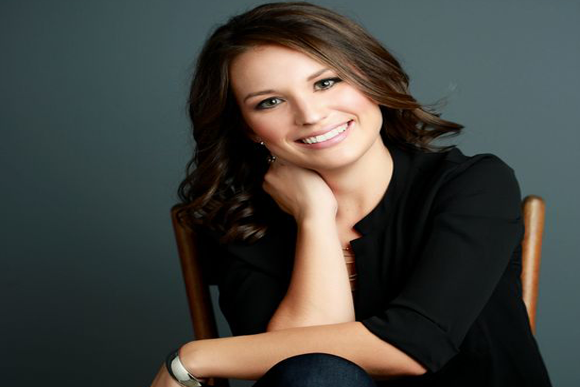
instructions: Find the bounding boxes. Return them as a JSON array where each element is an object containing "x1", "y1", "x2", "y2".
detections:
[
  {"x1": 239, "y1": 104, "x2": 283, "y2": 141},
  {"x1": 337, "y1": 88, "x2": 380, "y2": 116},
  {"x1": 337, "y1": 89, "x2": 383, "y2": 135},
  {"x1": 245, "y1": 116, "x2": 285, "y2": 142}
]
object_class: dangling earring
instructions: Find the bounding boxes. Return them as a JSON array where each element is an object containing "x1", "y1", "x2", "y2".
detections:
[{"x1": 259, "y1": 141, "x2": 265, "y2": 146}]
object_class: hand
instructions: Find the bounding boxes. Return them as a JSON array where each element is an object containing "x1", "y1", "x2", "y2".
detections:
[{"x1": 262, "y1": 155, "x2": 337, "y2": 222}]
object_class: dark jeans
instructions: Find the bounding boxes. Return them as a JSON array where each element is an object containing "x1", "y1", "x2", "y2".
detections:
[{"x1": 252, "y1": 353, "x2": 378, "y2": 387}]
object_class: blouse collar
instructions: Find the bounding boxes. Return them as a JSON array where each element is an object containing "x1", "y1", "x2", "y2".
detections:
[{"x1": 352, "y1": 135, "x2": 412, "y2": 235}]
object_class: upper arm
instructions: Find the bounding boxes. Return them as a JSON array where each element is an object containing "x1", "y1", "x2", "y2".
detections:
[
  {"x1": 217, "y1": 253, "x2": 288, "y2": 336},
  {"x1": 196, "y1": 228, "x2": 289, "y2": 336},
  {"x1": 361, "y1": 156, "x2": 525, "y2": 373}
]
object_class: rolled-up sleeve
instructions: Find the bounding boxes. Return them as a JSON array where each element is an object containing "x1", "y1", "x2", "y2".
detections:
[{"x1": 360, "y1": 156, "x2": 525, "y2": 372}]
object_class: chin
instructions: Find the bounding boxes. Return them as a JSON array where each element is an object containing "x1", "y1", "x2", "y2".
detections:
[{"x1": 314, "y1": 154, "x2": 362, "y2": 172}]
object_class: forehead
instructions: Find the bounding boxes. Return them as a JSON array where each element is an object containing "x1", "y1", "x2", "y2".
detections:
[{"x1": 229, "y1": 44, "x2": 327, "y2": 90}]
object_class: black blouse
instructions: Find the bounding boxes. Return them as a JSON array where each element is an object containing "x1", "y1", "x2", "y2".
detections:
[{"x1": 195, "y1": 137, "x2": 552, "y2": 386}]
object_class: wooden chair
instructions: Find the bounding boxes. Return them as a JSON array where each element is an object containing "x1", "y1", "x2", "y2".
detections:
[
  {"x1": 520, "y1": 195, "x2": 546, "y2": 334},
  {"x1": 170, "y1": 195, "x2": 546, "y2": 385},
  {"x1": 171, "y1": 205, "x2": 229, "y2": 387}
]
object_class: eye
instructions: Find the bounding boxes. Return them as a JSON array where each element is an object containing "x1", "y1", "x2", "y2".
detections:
[
  {"x1": 256, "y1": 97, "x2": 283, "y2": 110},
  {"x1": 314, "y1": 77, "x2": 342, "y2": 90}
]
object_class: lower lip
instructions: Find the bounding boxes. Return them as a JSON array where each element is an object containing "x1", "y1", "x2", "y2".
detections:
[{"x1": 296, "y1": 120, "x2": 353, "y2": 149}]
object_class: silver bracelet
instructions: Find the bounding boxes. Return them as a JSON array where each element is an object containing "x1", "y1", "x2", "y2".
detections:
[{"x1": 165, "y1": 349, "x2": 204, "y2": 387}]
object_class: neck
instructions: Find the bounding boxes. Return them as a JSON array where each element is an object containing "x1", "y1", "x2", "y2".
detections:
[{"x1": 315, "y1": 137, "x2": 393, "y2": 226}]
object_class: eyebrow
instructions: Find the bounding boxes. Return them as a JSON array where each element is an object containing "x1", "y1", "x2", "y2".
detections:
[{"x1": 242, "y1": 68, "x2": 330, "y2": 103}]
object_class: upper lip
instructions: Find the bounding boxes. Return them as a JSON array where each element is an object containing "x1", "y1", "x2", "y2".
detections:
[{"x1": 297, "y1": 120, "x2": 352, "y2": 141}]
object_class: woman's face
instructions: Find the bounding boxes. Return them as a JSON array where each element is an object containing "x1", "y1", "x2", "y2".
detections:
[{"x1": 229, "y1": 44, "x2": 384, "y2": 172}]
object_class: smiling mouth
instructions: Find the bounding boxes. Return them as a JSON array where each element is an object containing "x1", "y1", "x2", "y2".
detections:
[{"x1": 298, "y1": 120, "x2": 352, "y2": 144}]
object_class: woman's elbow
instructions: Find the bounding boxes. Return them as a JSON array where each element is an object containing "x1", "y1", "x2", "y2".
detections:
[{"x1": 406, "y1": 360, "x2": 428, "y2": 376}]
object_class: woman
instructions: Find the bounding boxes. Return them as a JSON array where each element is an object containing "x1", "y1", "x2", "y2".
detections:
[{"x1": 152, "y1": 2, "x2": 552, "y2": 386}]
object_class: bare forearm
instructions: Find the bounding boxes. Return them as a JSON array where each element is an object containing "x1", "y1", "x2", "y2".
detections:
[
  {"x1": 267, "y1": 215, "x2": 355, "y2": 330},
  {"x1": 181, "y1": 321, "x2": 426, "y2": 381}
]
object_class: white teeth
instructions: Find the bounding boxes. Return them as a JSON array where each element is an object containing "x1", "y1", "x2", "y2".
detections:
[{"x1": 301, "y1": 121, "x2": 350, "y2": 144}]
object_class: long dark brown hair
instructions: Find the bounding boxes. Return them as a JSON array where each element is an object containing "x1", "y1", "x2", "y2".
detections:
[{"x1": 177, "y1": 1, "x2": 463, "y2": 244}]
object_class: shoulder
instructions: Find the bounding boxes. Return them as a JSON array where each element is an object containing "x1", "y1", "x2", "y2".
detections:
[
  {"x1": 418, "y1": 147, "x2": 522, "y2": 217},
  {"x1": 441, "y1": 147, "x2": 518, "y2": 189},
  {"x1": 409, "y1": 145, "x2": 515, "y2": 180},
  {"x1": 406, "y1": 145, "x2": 519, "y2": 192},
  {"x1": 193, "y1": 216, "x2": 295, "y2": 281},
  {"x1": 442, "y1": 149, "x2": 518, "y2": 195},
  {"x1": 391, "y1": 144, "x2": 522, "y2": 219},
  {"x1": 443, "y1": 147, "x2": 515, "y2": 177}
]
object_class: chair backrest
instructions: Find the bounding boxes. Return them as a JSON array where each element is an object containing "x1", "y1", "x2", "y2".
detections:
[
  {"x1": 170, "y1": 205, "x2": 228, "y2": 387},
  {"x1": 520, "y1": 195, "x2": 546, "y2": 334},
  {"x1": 170, "y1": 195, "x2": 545, "y2": 381}
]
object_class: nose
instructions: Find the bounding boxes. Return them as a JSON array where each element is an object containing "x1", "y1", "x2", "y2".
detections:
[{"x1": 292, "y1": 94, "x2": 327, "y2": 126}]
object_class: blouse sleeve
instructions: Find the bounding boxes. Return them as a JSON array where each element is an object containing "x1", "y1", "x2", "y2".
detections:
[
  {"x1": 360, "y1": 155, "x2": 525, "y2": 372},
  {"x1": 195, "y1": 228, "x2": 289, "y2": 337}
]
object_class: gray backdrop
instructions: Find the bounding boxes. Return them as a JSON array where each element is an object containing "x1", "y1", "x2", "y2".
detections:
[{"x1": 2, "y1": 0, "x2": 579, "y2": 386}]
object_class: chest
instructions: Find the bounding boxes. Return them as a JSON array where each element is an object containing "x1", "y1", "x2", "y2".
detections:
[
  {"x1": 335, "y1": 212, "x2": 363, "y2": 245},
  {"x1": 338, "y1": 225, "x2": 363, "y2": 293},
  {"x1": 338, "y1": 225, "x2": 363, "y2": 250}
]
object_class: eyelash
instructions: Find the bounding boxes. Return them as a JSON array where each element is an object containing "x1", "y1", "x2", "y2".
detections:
[{"x1": 255, "y1": 77, "x2": 343, "y2": 110}]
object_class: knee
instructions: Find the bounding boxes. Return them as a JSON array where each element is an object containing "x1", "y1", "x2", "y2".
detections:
[{"x1": 258, "y1": 352, "x2": 376, "y2": 387}]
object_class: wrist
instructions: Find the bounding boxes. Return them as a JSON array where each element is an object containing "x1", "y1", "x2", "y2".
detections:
[{"x1": 296, "y1": 210, "x2": 337, "y2": 226}]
